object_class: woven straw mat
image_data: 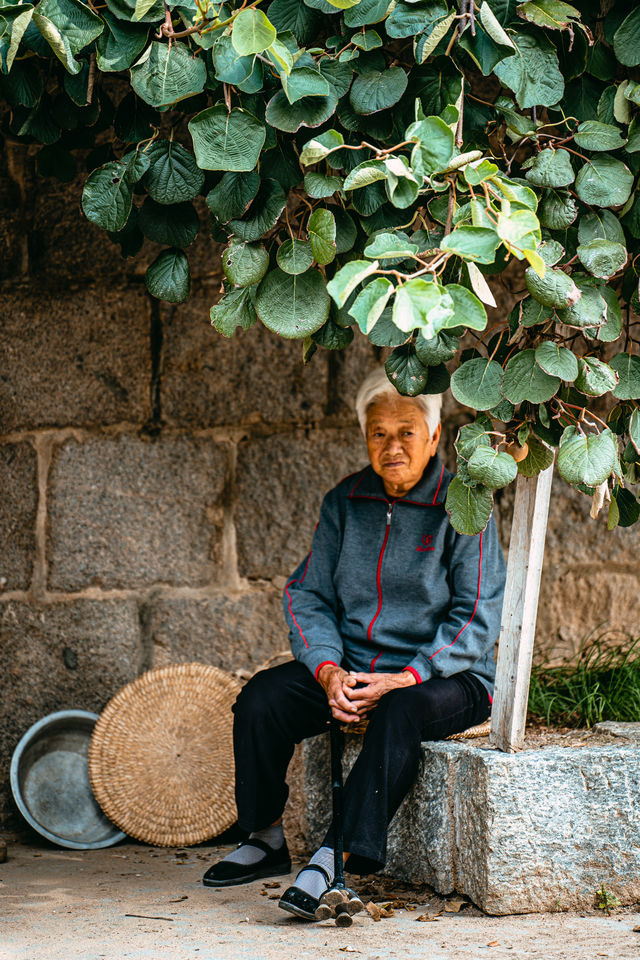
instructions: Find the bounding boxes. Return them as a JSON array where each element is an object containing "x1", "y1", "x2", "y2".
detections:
[
  {"x1": 89, "y1": 663, "x2": 241, "y2": 847},
  {"x1": 342, "y1": 718, "x2": 492, "y2": 738}
]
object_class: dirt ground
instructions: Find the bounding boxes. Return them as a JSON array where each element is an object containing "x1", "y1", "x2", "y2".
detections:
[{"x1": 1, "y1": 839, "x2": 639, "y2": 960}]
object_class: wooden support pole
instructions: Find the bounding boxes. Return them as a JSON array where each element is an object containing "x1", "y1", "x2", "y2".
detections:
[{"x1": 490, "y1": 462, "x2": 554, "y2": 753}]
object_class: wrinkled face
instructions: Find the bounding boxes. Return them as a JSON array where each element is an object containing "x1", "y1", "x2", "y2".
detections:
[{"x1": 366, "y1": 397, "x2": 441, "y2": 497}]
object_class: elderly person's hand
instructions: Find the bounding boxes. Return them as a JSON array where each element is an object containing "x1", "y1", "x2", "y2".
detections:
[
  {"x1": 317, "y1": 664, "x2": 365, "y2": 723},
  {"x1": 344, "y1": 671, "x2": 417, "y2": 715}
]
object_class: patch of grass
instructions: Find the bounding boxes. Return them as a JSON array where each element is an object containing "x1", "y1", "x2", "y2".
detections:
[{"x1": 528, "y1": 636, "x2": 640, "y2": 729}]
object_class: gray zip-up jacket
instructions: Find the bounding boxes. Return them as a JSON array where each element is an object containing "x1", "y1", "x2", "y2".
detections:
[{"x1": 283, "y1": 455, "x2": 506, "y2": 697}]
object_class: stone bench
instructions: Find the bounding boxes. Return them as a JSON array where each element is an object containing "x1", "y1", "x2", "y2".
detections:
[{"x1": 299, "y1": 727, "x2": 640, "y2": 915}]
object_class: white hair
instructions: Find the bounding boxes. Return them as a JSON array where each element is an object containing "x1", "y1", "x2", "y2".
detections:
[{"x1": 355, "y1": 366, "x2": 443, "y2": 437}]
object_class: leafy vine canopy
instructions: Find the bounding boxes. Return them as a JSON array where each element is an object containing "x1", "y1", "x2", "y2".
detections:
[{"x1": 2, "y1": 0, "x2": 640, "y2": 532}]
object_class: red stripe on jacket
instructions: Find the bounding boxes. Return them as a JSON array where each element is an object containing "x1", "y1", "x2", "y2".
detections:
[
  {"x1": 285, "y1": 550, "x2": 313, "y2": 649},
  {"x1": 429, "y1": 531, "x2": 483, "y2": 662}
]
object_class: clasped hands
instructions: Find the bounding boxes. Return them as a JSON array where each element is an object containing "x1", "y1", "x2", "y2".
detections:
[{"x1": 316, "y1": 663, "x2": 416, "y2": 724}]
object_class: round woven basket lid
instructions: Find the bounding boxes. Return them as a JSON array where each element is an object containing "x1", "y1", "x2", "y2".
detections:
[{"x1": 88, "y1": 663, "x2": 241, "y2": 847}]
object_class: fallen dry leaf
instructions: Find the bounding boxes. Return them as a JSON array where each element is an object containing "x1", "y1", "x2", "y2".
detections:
[
  {"x1": 444, "y1": 898, "x2": 467, "y2": 913},
  {"x1": 338, "y1": 947, "x2": 359, "y2": 953},
  {"x1": 263, "y1": 881, "x2": 281, "y2": 889},
  {"x1": 378, "y1": 904, "x2": 394, "y2": 918},
  {"x1": 366, "y1": 902, "x2": 381, "y2": 922},
  {"x1": 268, "y1": 894, "x2": 280, "y2": 900},
  {"x1": 416, "y1": 913, "x2": 441, "y2": 922},
  {"x1": 168, "y1": 896, "x2": 188, "y2": 903},
  {"x1": 633, "y1": 927, "x2": 640, "y2": 933},
  {"x1": 487, "y1": 941, "x2": 500, "y2": 947},
  {"x1": 405, "y1": 904, "x2": 417, "y2": 911}
]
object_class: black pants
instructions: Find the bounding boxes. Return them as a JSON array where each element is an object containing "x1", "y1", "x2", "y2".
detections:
[{"x1": 232, "y1": 660, "x2": 490, "y2": 871}]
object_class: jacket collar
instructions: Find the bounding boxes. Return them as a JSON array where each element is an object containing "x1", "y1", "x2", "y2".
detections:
[{"x1": 348, "y1": 455, "x2": 449, "y2": 506}]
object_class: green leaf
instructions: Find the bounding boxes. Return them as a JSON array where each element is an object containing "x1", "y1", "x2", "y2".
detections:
[
  {"x1": 502, "y1": 348, "x2": 560, "y2": 403},
  {"x1": 519, "y1": 297, "x2": 553, "y2": 328},
  {"x1": 0, "y1": 3, "x2": 34, "y2": 73},
  {"x1": 303, "y1": 172, "x2": 342, "y2": 198},
  {"x1": 525, "y1": 266, "x2": 580, "y2": 308},
  {"x1": 265, "y1": 88, "x2": 337, "y2": 132},
  {"x1": 268, "y1": 0, "x2": 321, "y2": 43},
  {"x1": 334, "y1": 209, "x2": 357, "y2": 254},
  {"x1": 574, "y1": 356, "x2": 618, "y2": 396},
  {"x1": 312, "y1": 317, "x2": 354, "y2": 349},
  {"x1": 344, "y1": 0, "x2": 391, "y2": 27},
  {"x1": 212, "y1": 35, "x2": 254, "y2": 84},
  {"x1": 255, "y1": 267, "x2": 330, "y2": 338},
  {"x1": 348, "y1": 276, "x2": 394, "y2": 333},
  {"x1": 130, "y1": 42, "x2": 207, "y2": 108},
  {"x1": 299, "y1": 129, "x2": 344, "y2": 165},
  {"x1": 407, "y1": 115, "x2": 455, "y2": 176},
  {"x1": 133, "y1": 0, "x2": 156, "y2": 20},
  {"x1": 138, "y1": 199, "x2": 199, "y2": 247},
  {"x1": 467, "y1": 445, "x2": 517, "y2": 489},
  {"x1": 349, "y1": 67, "x2": 408, "y2": 114},
  {"x1": 607, "y1": 493, "x2": 620, "y2": 530},
  {"x1": 538, "y1": 188, "x2": 577, "y2": 229},
  {"x1": 445, "y1": 476, "x2": 493, "y2": 535},
  {"x1": 228, "y1": 178, "x2": 286, "y2": 242},
  {"x1": 574, "y1": 120, "x2": 627, "y2": 152},
  {"x1": 415, "y1": 331, "x2": 459, "y2": 366},
  {"x1": 610, "y1": 354, "x2": 640, "y2": 400},
  {"x1": 308, "y1": 208, "x2": 337, "y2": 266},
  {"x1": 574, "y1": 155, "x2": 634, "y2": 208},
  {"x1": 232, "y1": 8, "x2": 276, "y2": 55},
  {"x1": 327, "y1": 258, "x2": 378, "y2": 307},
  {"x1": 189, "y1": 106, "x2": 265, "y2": 171},
  {"x1": 277, "y1": 238, "x2": 314, "y2": 275},
  {"x1": 82, "y1": 161, "x2": 132, "y2": 232},
  {"x1": 33, "y1": 0, "x2": 103, "y2": 75},
  {"x1": 384, "y1": 344, "x2": 429, "y2": 396},
  {"x1": 517, "y1": 436, "x2": 555, "y2": 477},
  {"x1": 266, "y1": 37, "x2": 294, "y2": 76},
  {"x1": 534, "y1": 341, "x2": 578, "y2": 381},
  {"x1": 145, "y1": 248, "x2": 191, "y2": 303},
  {"x1": 282, "y1": 66, "x2": 331, "y2": 104},
  {"x1": 343, "y1": 160, "x2": 387, "y2": 190},
  {"x1": 524, "y1": 147, "x2": 574, "y2": 187},
  {"x1": 458, "y1": 9, "x2": 514, "y2": 75},
  {"x1": 594, "y1": 285, "x2": 623, "y2": 343},
  {"x1": 516, "y1": 0, "x2": 582, "y2": 31},
  {"x1": 630, "y1": 408, "x2": 640, "y2": 456},
  {"x1": 210, "y1": 285, "x2": 258, "y2": 338},
  {"x1": 143, "y1": 139, "x2": 205, "y2": 204},
  {"x1": 557, "y1": 426, "x2": 618, "y2": 486},
  {"x1": 392, "y1": 279, "x2": 455, "y2": 336},
  {"x1": 613, "y1": 7, "x2": 640, "y2": 68},
  {"x1": 613, "y1": 486, "x2": 640, "y2": 527},
  {"x1": 207, "y1": 172, "x2": 260, "y2": 222},
  {"x1": 556, "y1": 281, "x2": 607, "y2": 329},
  {"x1": 96, "y1": 11, "x2": 148, "y2": 72},
  {"x1": 445, "y1": 284, "x2": 488, "y2": 332},
  {"x1": 578, "y1": 210, "x2": 625, "y2": 246},
  {"x1": 364, "y1": 232, "x2": 418, "y2": 260},
  {"x1": 440, "y1": 226, "x2": 500, "y2": 265},
  {"x1": 223, "y1": 240, "x2": 269, "y2": 287},
  {"x1": 493, "y1": 28, "x2": 564, "y2": 109},
  {"x1": 386, "y1": 0, "x2": 447, "y2": 39},
  {"x1": 577, "y1": 239, "x2": 627, "y2": 280},
  {"x1": 352, "y1": 28, "x2": 382, "y2": 50},
  {"x1": 450, "y1": 357, "x2": 504, "y2": 411}
]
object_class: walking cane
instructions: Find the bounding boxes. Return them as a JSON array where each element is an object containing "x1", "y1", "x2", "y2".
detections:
[{"x1": 315, "y1": 719, "x2": 364, "y2": 926}]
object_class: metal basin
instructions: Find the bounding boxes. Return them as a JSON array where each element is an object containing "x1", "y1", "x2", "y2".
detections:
[{"x1": 10, "y1": 710, "x2": 127, "y2": 850}]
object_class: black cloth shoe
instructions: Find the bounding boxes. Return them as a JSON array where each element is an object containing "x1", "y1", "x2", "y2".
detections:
[
  {"x1": 278, "y1": 864, "x2": 331, "y2": 920},
  {"x1": 202, "y1": 838, "x2": 291, "y2": 887}
]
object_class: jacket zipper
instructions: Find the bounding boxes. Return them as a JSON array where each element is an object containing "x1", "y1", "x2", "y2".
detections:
[{"x1": 367, "y1": 501, "x2": 393, "y2": 644}]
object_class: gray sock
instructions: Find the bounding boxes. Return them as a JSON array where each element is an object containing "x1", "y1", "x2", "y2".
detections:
[
  {"x1": 295, "y1": 846, "x2": 335, "y2": 899},
  {"x1": 222, "y1": 823, "x2": 285, "y2": 866}
]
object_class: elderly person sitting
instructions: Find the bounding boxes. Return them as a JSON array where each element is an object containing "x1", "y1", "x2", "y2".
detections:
[{"x1": 203, "y1": 366, "x2": 506, "y2": 919}]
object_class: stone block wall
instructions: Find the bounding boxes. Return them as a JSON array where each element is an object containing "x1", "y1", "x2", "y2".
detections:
[{"x1": 1, "y1": 144, "x2": 639, "y2": 834}]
